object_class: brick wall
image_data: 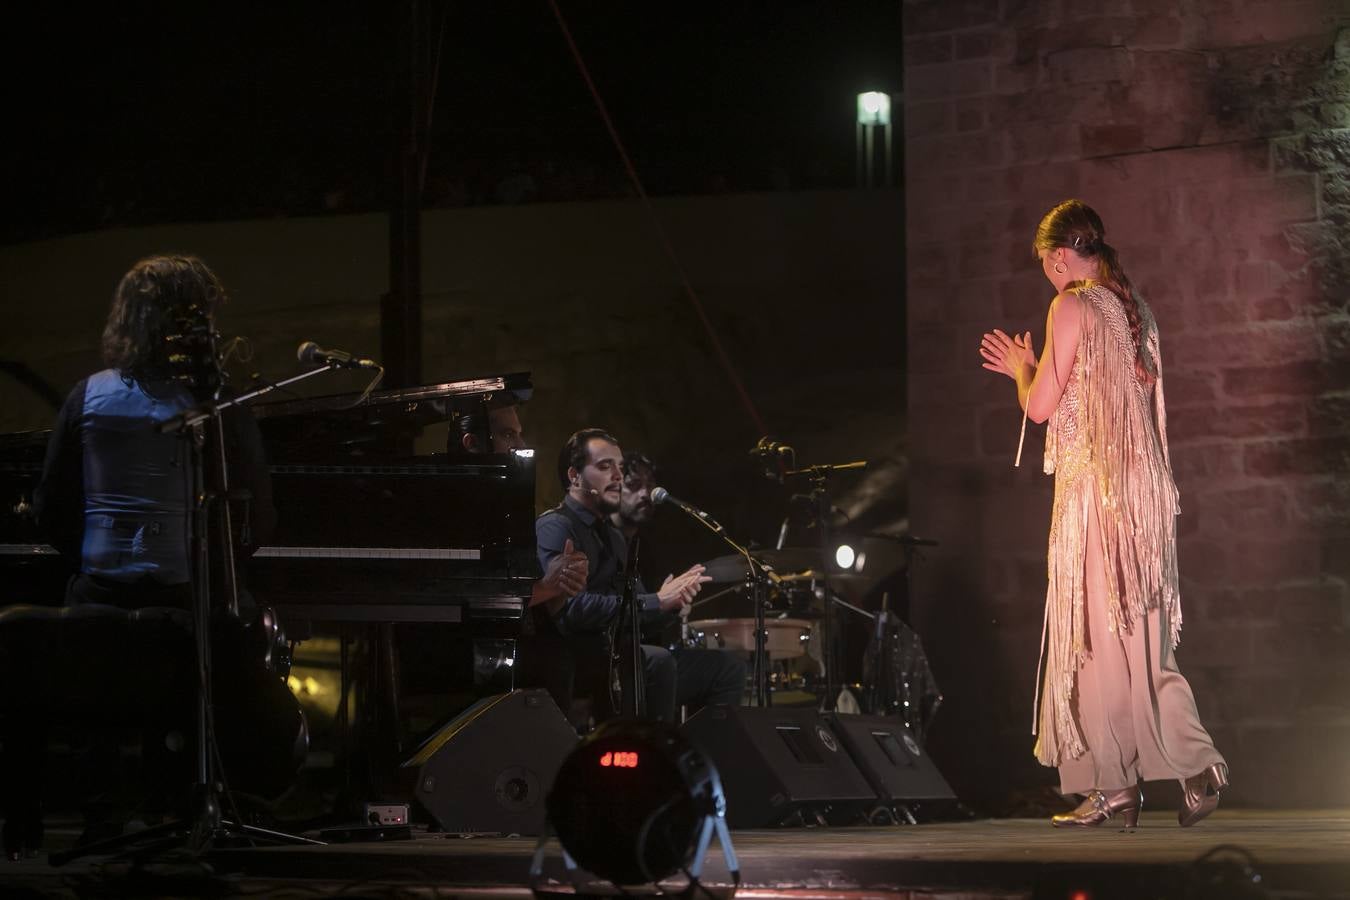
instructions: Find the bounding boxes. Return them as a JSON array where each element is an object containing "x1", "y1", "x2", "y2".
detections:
[{"x1": 905, "y1": 0, "x2": 1350, "y2": 810}]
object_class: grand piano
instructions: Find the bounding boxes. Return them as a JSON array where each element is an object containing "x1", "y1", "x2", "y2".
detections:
[
  {"x1": 0, "y1": 429, "x2": 64, "y2": 605},
  {"x1": 0, "y1": 372, "x2": 540, "y2": 624},
  {"x1": 0, "y1": 372, "x2": 542, "y2": 802},
  {"x1": 246, "y1": 372, "x2": 544, "y2": 766},
  {"x1": 247, "y1": 371, "x2": 538, "y2": 629}
]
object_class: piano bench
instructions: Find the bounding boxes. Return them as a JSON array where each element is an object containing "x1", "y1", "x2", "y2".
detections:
[
  {"x1": 0, "y1": 603, "x2": 199, "y2": 855},
  {"x1": 0, "y1": 603, "x2": 196, "y2": 723},
  {"x1": 0, "y1": 603, "x2": 307, "y2": 851}
]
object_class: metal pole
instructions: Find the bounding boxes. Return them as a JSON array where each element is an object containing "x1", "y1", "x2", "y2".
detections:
[
  {"x1": 383, "y1": 0, "x2": 425, "y2": 392},
  {"x1": 856, "y1": 122, "x2": 864, "y2": 189},
  {"x1": 884, "y1": 121, "x2": 893, "y2": 188},
  {"x1": 865, "y1": 124, "x2": 875, "y2": 189}
]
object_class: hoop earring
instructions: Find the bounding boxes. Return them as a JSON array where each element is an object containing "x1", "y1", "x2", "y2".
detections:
[{"x1": 1053, "y1": 262, "x2": 1068, "y2": 275}]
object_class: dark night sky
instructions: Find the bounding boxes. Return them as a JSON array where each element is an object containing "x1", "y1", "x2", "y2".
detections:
[{"x1": 5, "y1": 1, "x2": 901, "y2": 245}]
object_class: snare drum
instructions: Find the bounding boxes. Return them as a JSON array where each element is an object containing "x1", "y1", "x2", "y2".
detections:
[{"x1": 685, "y1": 617, "x2": 812, "y2": 660}]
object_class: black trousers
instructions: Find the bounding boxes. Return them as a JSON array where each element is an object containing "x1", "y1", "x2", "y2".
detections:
[
  {"x1": 642, "y1": 645, "x2": 747, "y2": 724},
  {"x1": 65, "y1": 573, "x2": 192, "y2": 609},
  {"x1": 0, "y1": 718, "x2": 45, "y2": 856}
]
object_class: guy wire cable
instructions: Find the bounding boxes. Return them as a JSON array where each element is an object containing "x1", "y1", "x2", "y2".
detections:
[{"x1": 546, "y1": 0, "x2": 768, "y2": 437}]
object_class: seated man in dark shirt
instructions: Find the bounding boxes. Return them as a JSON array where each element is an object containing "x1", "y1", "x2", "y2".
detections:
[
  {"x1": 612, "y1": 449, "x2": 747, "y2": 711},
  {"x1": 535, "y1": 428, "x2": 743, "y2": 723}
]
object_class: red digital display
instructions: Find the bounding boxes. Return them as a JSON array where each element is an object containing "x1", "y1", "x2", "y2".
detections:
[{"x1": 598, "y1": 751, "x2": 640, "y2": 768}]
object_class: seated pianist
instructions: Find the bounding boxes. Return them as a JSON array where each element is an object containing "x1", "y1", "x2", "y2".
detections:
[
  {"x1": 447, "y1": 399, "x2": 526, "y2": 456},
  {"x1": 445, "y1": 397, "x2": 586, "y2": 608}
]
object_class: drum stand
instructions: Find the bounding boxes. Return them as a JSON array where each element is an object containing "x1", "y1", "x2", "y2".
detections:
[
  {"x1": 662, "y1": 505, "x2": 774, "y2": 707},
  {"x1": 858, "y1": 534, "x2": 940, "y2": 730},
  {"x1": 784, "y1": 460, "x2": 866, "y2": 711}
]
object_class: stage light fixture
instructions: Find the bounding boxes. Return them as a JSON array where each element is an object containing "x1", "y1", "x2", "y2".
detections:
[
  {"x1": 544, "y1": 718, "x2": 737, "y2": 887},
  {"x1": 834, "y1": 543, "x2": 856, "y2": 569},
  {"x1": 856, "y1": 91, "x2": 891, "y2": 127},
  {"x1": 855, "y1": 90, "x2": 894, "y2": 188}
]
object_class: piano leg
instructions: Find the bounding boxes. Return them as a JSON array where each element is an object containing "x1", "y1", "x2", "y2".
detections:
[{"x1": 376, "y1": 623, "x2": 402, "y2": 756}]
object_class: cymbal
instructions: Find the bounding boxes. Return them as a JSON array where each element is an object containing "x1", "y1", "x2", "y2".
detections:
[
  {"x1": 686, "y1": 586, "x2": 824, "y2": 618},
  {"x1": 863, "y1": 532, "x2": 940, "y2": 548},
  {"x1": 702, "y1": 541, "x2": 905, "y2": 581},
  {"x1": 701, "y1": 537, "x2": 909, "y2": 605},
  {"x1": 701, "y1": 548, "x2": 825, "y2": 583},
  {"x1": 773, "y1": 568, "x2": 869, "y2": 584}
]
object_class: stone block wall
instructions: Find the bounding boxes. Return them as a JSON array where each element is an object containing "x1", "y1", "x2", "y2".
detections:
[{"x1": 905, "y1": 0, "x2": 1350, "y2": 810}]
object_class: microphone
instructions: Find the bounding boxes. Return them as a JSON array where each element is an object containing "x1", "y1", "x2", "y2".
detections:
[
  {"x1": 297, "y1": 341, "x2": 380, "y2": 370},
  {"x1": 651, "y1": 487, "x2": 724, "y2": 534},
  {"x1": 752, "y1": 439, "x2": 794, "y2": 456},
  {"x1": 650, "y1": 486, "x2": 687, "y2": 509},
  {"x1": 750, "y1": 437, "x2": 795, "y2": 482}
]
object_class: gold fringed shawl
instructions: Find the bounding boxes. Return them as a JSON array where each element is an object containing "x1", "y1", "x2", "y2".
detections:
[{"x1": 1031, "y1": 284, "x2": 1182, "y2": 767}]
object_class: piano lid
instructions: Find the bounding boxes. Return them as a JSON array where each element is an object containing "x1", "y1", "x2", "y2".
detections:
[
  {"x1": 252, "y1": 372, "x2": 532, "y2": 421},
  {"x1": 253, "y1": 372, "x2": 532, "y2": 461}
]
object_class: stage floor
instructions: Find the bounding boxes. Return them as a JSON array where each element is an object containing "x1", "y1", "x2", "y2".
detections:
[{"x1": 3, "y1": 810, "x2": 1347, "y2": 898}]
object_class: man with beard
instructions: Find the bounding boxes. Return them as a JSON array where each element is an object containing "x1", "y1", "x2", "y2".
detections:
[
  {"x1": 535, "y1": 429, "x2": 741, "y2": 723},
  {"x1": 611, "y1": 451, "x2": 747, "y2": 714}
]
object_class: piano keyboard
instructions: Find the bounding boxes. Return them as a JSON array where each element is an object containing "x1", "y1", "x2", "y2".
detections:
[
  {"x1": 253, "y1": 546, "x2": 481, "y2": 561},
  {"x1": 0, "y1": 543, "x2": 58, "y2": 556},
  {"x1": 1, "y1": 545, "x2": 484, "y2": 562}
]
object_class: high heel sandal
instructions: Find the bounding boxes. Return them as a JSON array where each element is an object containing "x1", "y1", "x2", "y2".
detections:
[
  {"x1": 1179, "y1": 762, "x2": 1229, "y2": 827},
  {"x1": 1051, "y1": 785, "x2": 1142, "y2": 829}
]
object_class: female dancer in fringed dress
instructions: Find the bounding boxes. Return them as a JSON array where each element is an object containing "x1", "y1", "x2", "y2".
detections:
[{"x1": 979, "y1": 199, "x2": 1229, "y2": 828}]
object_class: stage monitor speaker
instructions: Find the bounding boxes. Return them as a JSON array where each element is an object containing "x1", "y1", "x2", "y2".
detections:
[
  {"x1": 824, "y1": 713, "x2": 956, "y2": 807},
  {"x1": 405, "y1": 688, "x2": 577, "y2": 835},
  {"x1": 681, "y1": 705, "x2": 876, "y2": 828}
]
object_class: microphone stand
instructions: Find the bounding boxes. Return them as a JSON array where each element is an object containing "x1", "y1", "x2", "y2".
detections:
[
  {"x1": 159, "y1": 364, "x2": 348, "y2": 434},
  {"x1": 618, "y1": 536, "x2": 646, "y2": 718},
  {"x1": 51, "y1": 362, "x2": 343, "y2": 865},
  {"x1": 663, "y1": 501, "x2": 773, "y2": 708}
]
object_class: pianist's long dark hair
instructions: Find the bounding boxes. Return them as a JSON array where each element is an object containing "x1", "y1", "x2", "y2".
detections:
[{"x1": 102, "y1": 255, "x2": 227, "y2": 382}]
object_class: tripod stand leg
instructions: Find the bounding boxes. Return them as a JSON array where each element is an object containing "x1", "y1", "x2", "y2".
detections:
[
  {"x1": 49, "y1": 814, "x2": 325, "y2": 866},
  {"x1": 49, "y1": 820, "x2": 190, "y2": 866},
  {"x1": 188, "y1": 782, "x2": 222, "y2": 854},
  {"x1": 221, "y1": 821, "x2": 325, "y2": 846}
]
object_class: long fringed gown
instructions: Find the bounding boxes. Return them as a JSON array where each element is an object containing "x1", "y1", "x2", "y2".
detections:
[{"x1": 1032, "y1": 283, "x2": 1225, "y2": 794}]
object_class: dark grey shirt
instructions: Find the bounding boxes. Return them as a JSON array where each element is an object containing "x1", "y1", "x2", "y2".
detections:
[{"x1": 535, "y1": 494, "x2": 659, "y2": 635}]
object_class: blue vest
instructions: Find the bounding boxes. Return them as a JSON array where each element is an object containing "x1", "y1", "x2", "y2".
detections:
[{"x1": 80, "y1": 369, "x2": 195, "y2": 584}]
